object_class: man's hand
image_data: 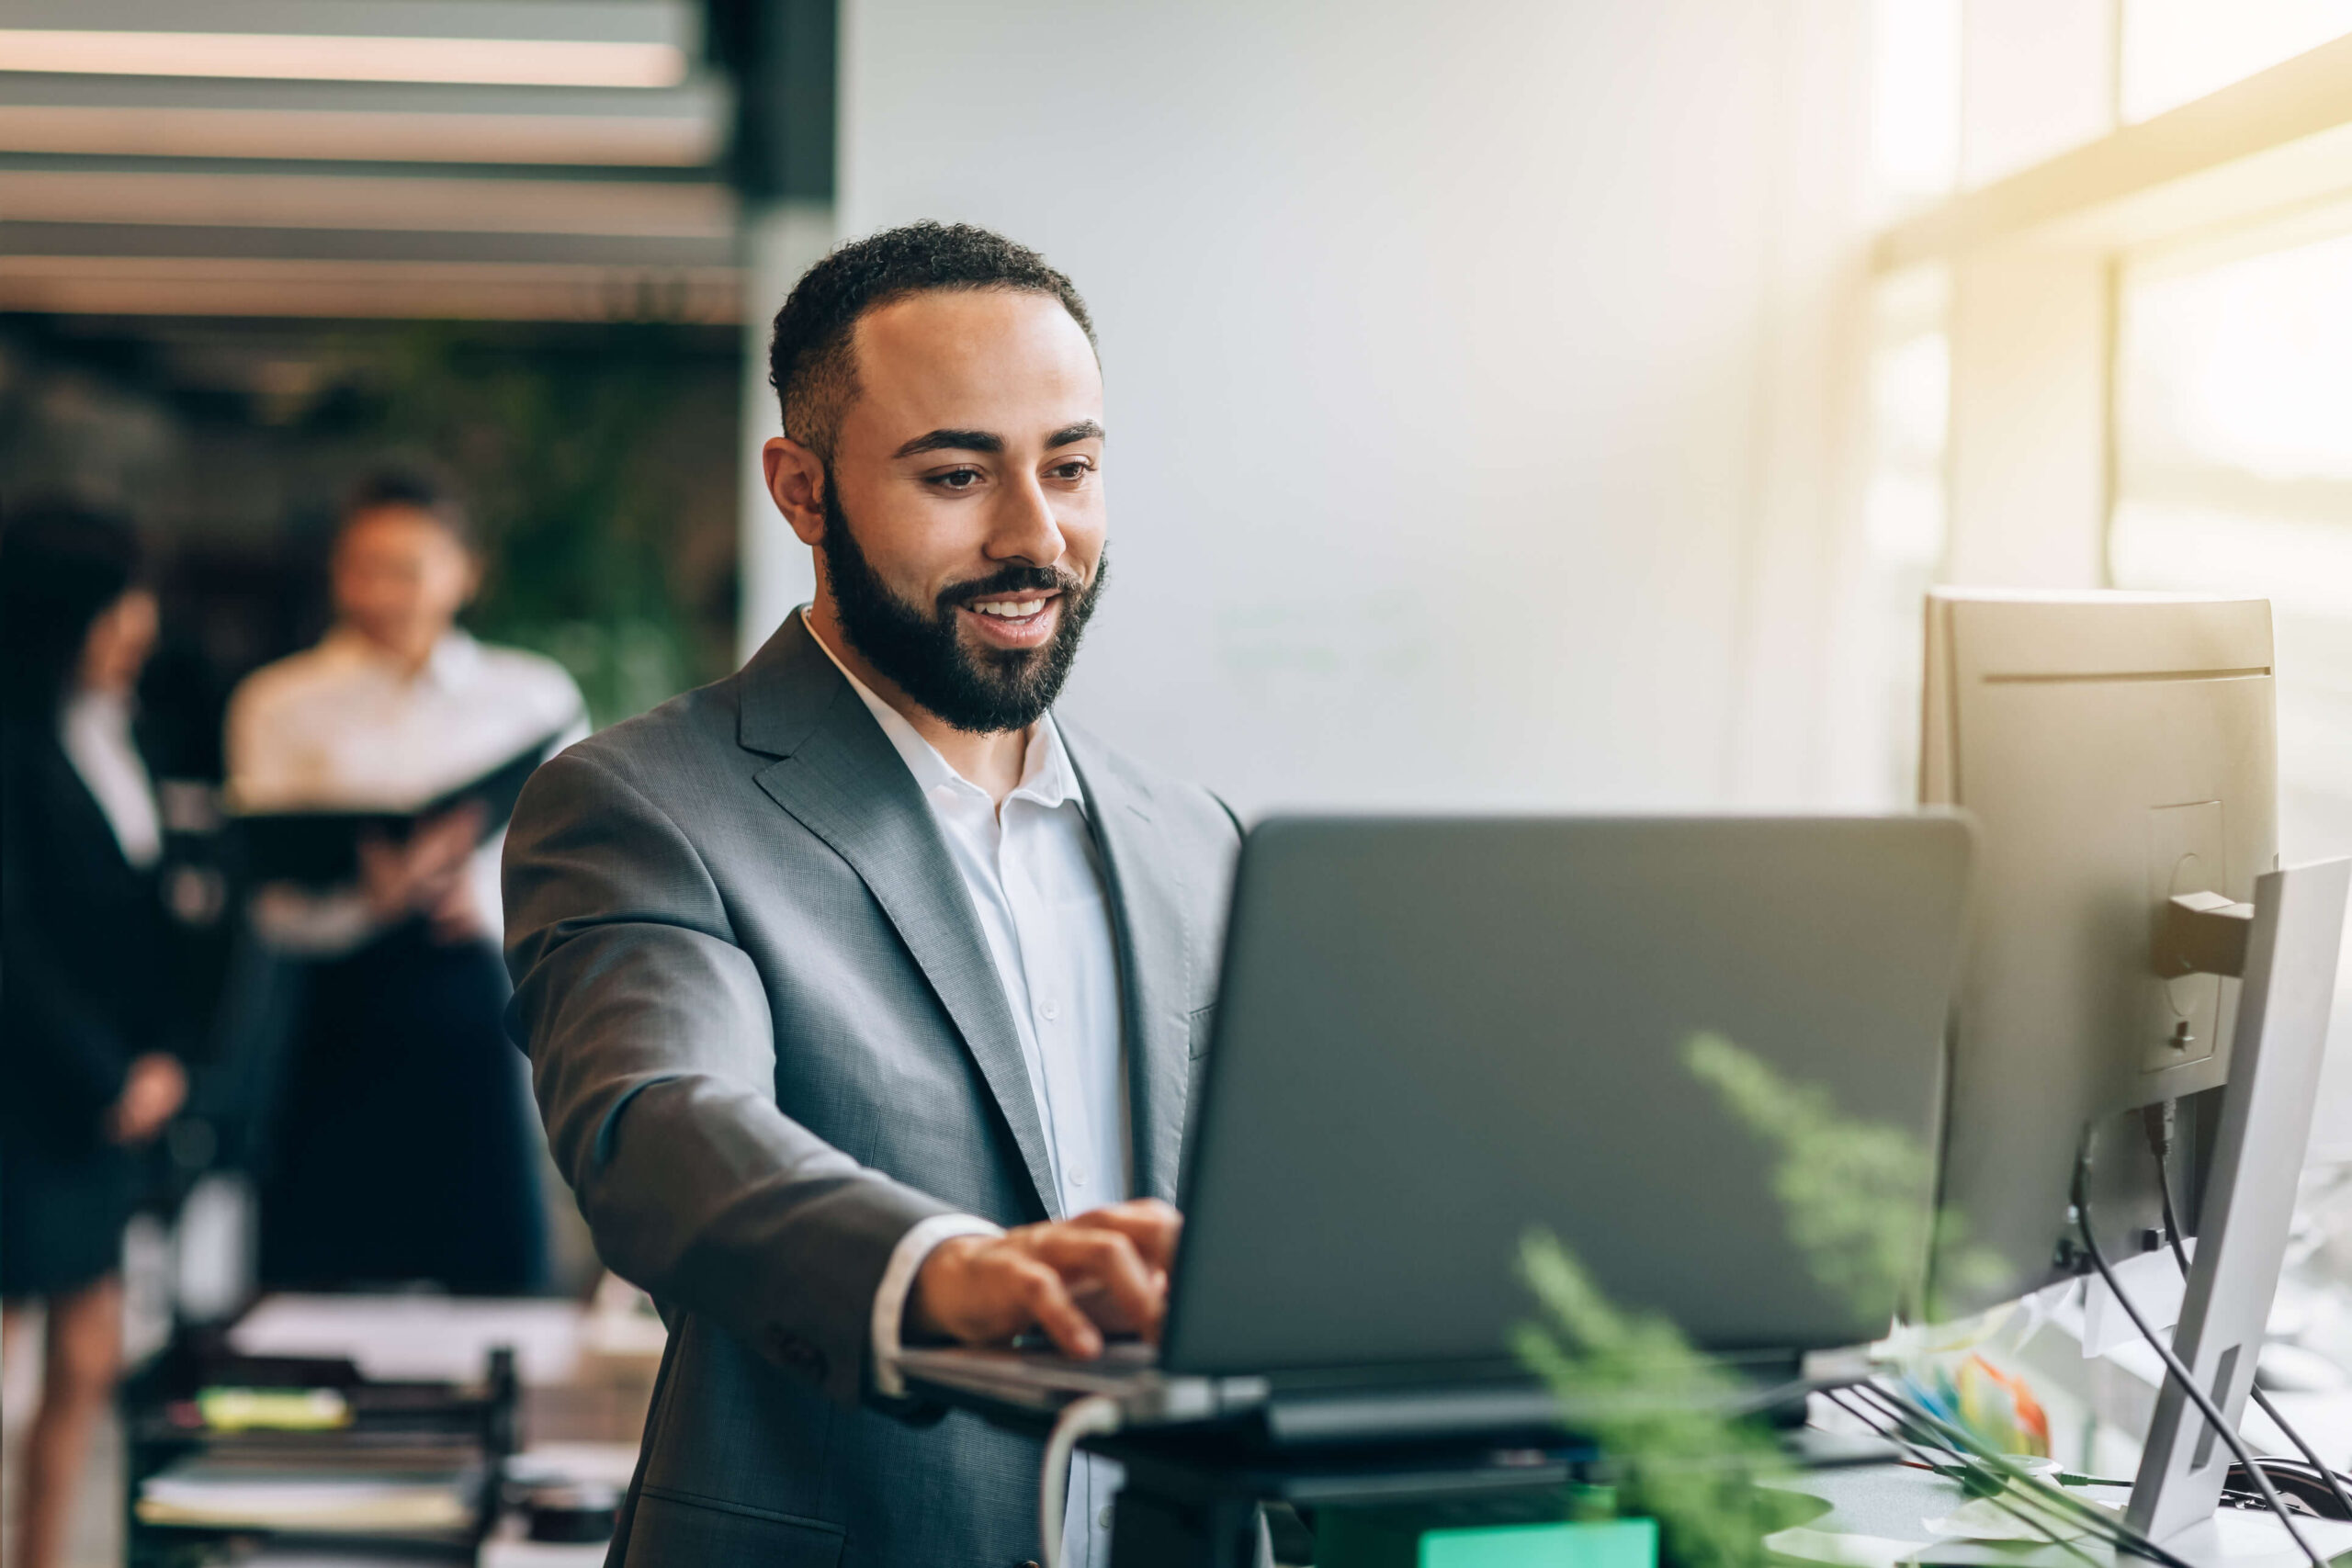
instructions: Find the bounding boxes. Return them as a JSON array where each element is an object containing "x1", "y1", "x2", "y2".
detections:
[
  {"x1": 907, "y1": 1199, "x2": 1182, "y2": 1360},
  {"x1": 357, "y1": 801, "x2": 486, "y2": 922},
  {"x1": 107, "y1": 1052, "x2": 187, "y2": 1145},
  {"x1": 425, "y1": 867, "x2": 489, "y2": 945}
]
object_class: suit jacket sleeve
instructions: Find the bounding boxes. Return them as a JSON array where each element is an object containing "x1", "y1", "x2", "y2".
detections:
[
  {"x1": 503, "y1": 748, "x2": 957, "y2": 1404},
  {"x1": 0, "y1": 735, "x2": 135, "y2": 1126}
]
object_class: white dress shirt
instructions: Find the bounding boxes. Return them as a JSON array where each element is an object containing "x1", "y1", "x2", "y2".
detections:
[
  {"x1": 61, "y1": 689, "x2": 162, "y2": 870},
  {"x1": 226, "y1": 626, "x2": 586, "y2": 953},
  {"x1": 805, "y1": 615, "x2": 1127, "y2": 1566}
]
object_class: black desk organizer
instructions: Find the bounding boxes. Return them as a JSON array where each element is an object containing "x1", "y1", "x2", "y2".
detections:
[{"x1": 122, "y1": 1325, "x2": 518, "y2": 1567}]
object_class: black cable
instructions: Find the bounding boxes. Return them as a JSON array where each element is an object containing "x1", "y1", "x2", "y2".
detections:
[
  {"x1": 1826, "y1": 1390, "x2": 2096, "y2": 1564},
  {"x1": 1843, "y1": 1381, "x2": 2199, "y2": 1568},
  {"x1": 2145, "y1": 1122, "x2": 2352, "y2": 1523},
  {"x1": 1844, "y1": 1380, "x2": 2196, "y2": 1568},
  {"x1": 1842, "y1": 1382, "x2": 2196, "y2": 1568},
  {"x1": 1852, "y1": 1379, "x2": 2200, "y2": 1566},
  {"x1": 2074, "y1": 1152, "x2": 2331, "y2": 1568},
  {"x1": 1821, "y1": 1387, "x2": 2107, "y2": 1567}
]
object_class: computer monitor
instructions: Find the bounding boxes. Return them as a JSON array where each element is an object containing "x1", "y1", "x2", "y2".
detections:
[{"x1": 1918, "y1": 588, "x2": 2278, "y2": 1317}]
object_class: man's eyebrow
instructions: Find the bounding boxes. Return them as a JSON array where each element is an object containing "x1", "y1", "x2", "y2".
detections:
[
  {"x1": 892, "y1": 428, "x2": 1002, "y2": 458},
  {"x1": 1046, "y1": 420, "x2": 1106, "y2": 448}
]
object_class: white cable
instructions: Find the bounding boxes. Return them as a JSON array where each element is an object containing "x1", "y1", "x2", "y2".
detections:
[{"x1": 1040, "y1": 1393, "x2": 1124, "y2": 1568}]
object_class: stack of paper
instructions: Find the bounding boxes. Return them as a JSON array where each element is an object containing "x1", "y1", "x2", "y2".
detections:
[{"x1": 138, "y1": 1461, "x2": 479, "y2": 1534}]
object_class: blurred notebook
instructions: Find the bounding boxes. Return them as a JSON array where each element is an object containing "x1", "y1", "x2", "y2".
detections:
[{"x1": 232, "y1": 725, "x2": 571, "y2": 886}]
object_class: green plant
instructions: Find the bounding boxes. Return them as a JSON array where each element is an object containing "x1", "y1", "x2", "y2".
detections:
[
  {"x1": 1510, "y1": 1235, "x2": 1789, "y2": 1568},
  {"x1": 1512, "y1": 1033, "x2": 2010, "y2": 1568},
  {"x1": 1683, "y1": 1032, "x2": 2011, "y2": 1320}
]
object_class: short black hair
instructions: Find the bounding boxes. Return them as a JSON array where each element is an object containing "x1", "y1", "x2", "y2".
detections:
[
  {"x1": 0, "y1": 499, "x2": 143, "y2": 718},
  {"x1": 340, "y1": 459, "x2": 474, "y2": 550},
  {"x1": 766, "y1": 221, "x2": 1096, "y2": 462}
]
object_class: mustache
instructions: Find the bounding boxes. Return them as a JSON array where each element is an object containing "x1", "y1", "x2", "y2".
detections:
[{"x1": 936, "y1": 563, "x2": 1089, "y2": 611}]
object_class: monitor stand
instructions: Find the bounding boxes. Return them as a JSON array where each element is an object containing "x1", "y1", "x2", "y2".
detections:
[
  {"x1": 1914, "y1": 860, "x2": 2352, "y2": 1568},
  {"x1": 2129, "y1": 859, "x2": 2351, "y2": 1562}
]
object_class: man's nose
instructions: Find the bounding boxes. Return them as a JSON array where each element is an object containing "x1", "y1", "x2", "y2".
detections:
[{"x1": 985, "y1": 470, "x2": 1067, "y2": 567}]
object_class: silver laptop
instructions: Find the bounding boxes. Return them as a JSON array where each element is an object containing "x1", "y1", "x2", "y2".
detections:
[{"x1": 899, "y1": 814, "x2": 1973, "y2": 1441}]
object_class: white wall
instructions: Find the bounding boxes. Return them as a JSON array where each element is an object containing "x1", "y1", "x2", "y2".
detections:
[{"x1": 820, "y1": 0, "x2": 1875, "y2": 815}]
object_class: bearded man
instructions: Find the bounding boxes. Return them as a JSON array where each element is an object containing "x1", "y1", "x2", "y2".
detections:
[{"x1": 503, "y1": 222, "x2": 1238, "y2": 1567}]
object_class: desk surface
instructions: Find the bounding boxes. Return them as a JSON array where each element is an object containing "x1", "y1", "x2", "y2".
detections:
[
  {"x1": 1765, "y1": 1465, "x2": 1984, "y2": 1567},
  {"x1": 1766, "y1": 1462, "x2": 2352, "y2": 1568}
]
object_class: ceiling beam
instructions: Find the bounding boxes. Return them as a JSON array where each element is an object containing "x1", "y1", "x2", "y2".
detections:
[
  {"x1": 0, "y1": 254, "x2": 741, "y2": 321},
  {"x1": 0, "y1": 73, "x2": 727, "y2": 164}
]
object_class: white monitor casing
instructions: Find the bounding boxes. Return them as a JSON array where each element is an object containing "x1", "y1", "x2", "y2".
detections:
[{"x1": 1922, "y1": 589, "x2": 2276, "y2": 1312}]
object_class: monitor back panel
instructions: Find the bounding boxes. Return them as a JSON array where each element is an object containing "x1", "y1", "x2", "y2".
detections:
[
  {"x1": 1921, "y1": 590, "x2": 2277, "y2": 1314},
  {"x1": 1163, "y1": 815, "x2": 1973, "y2": 1377}
]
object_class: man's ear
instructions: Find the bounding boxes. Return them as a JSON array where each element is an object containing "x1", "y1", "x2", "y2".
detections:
[{"x1": 763, "y1": 436, "x2": 828, "y2": 547}]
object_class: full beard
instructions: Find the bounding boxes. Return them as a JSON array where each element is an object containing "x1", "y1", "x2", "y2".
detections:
[{"x1": 819, "y1": 477, "x2": 1107, "y2": 735}]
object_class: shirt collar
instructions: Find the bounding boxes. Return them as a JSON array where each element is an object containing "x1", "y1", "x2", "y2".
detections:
[
  {"x1": 800, "y1": 607, "x2": 1085, "y2": 814},
  {"x1": 320, "y1": 626, "x2": 481, "y2": 691},
  {"x1": 61, "y1": 687, "x2": 134, "y2": 734}
]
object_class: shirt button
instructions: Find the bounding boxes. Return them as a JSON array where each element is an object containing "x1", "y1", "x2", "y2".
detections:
[
  {"x1": 1041, "y1": 1001, "x2": 1061, "y2": 1021},
  {"x1": 1099, "y1": 1505, "x2": 1114, "y2": 1529},
  {"x1": 1069, "y1": 1168, "x2": 1088, "y2": 1188}
]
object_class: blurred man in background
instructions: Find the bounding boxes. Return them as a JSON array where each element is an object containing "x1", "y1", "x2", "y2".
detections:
[
  {"x1": 2, "y1": 503, "x2": 189, "y2": 1568},
  {"x1": 226, "y1": 467, "x2": 583, "y2": 1293}
]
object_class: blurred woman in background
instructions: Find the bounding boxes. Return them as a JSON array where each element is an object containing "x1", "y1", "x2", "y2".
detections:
[
  {"x1": 1, "y1": 502, "x2": 188, "y2": 1568},
  {"x1": 227, "y1": 465, "x2": 582, "y2": 1293}
]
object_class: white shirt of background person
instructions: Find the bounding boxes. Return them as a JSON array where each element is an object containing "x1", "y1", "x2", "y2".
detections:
[
  {"x1": 224, "y1": 480, "x2": 584, "y2": 957},
  {"x1": 227, "y1": 626, "x2": 583, "y2": 955}
]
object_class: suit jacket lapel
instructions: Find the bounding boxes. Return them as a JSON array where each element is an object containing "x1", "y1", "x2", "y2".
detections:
[
  {"x1": 739, "y1": 618, "x2": 1063, "y2": 1220},
  {"x1": 1063, "y1": 731, "x2": 1194, "y2": 1205}
]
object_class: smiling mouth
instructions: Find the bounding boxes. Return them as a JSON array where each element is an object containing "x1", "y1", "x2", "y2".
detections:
[
  {"x1": 957, "y1": 591, "x2": 1063, "y2": 634},
  {"x1": 970, "y1": 597, "x2": 1052, "y2": 619}
]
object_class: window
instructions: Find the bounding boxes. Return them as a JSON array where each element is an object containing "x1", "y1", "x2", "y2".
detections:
[
  {"x1": 1859, "y1": 0, "x2": 2352, "y2": 1474},
  {"x1": 2109, "y1": 221, "x2": 2352, "y2": 1163},
  {"x1": 1870, "y1": 0, "x2": 1962, "y2": 210},
  {"x1": 2120, "y1": 0, "x2": 2352, "y2": 121}
]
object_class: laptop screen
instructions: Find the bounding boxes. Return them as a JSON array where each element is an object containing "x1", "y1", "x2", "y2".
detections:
[{"x1": 1161, "y1": 814, "x2": 1971, "y2": 1378}]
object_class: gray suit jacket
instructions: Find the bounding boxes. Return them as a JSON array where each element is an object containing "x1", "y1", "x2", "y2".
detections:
[{"x1": 503, "y1": 615, "x2": 1239, "y2": 1567}]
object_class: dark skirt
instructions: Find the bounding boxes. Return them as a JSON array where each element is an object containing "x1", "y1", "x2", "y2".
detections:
[
  {"x1": 257, "y1": 921, "x2": 547, "y2": 1293},
  {"x1": 0, "y1": 1134, "x2": 133, "y2": 1300}
]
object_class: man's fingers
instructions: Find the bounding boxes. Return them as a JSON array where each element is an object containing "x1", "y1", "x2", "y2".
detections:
[
  {"x1": 1033, "y1": 1229, "x2": 1163, "y2": 1338},
  {"x1": 1012, "y1": 1258, "x2": 1102, "y2": 1359},
  {"x1": 920, "y1": 1212, "x2": 1182, "y2": 1358},
  {"x1": 413, "y1": 806, "x2": 483, "y2": 874},
  {"x1": 1065, "y1": 1199, "x2": 1183, "y2": 1271}
]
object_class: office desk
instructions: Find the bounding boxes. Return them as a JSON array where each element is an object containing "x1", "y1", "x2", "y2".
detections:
[
  {"x1": 1761, "y1": 1463, "x2": 2013, "y2": 1568},
  {"x1": 1763, "y1": 1461, "x2": 2352, "y2": 1568},
  {"x1": 904, "y1": 1370, "x2": 1903, "y2": 1568}
]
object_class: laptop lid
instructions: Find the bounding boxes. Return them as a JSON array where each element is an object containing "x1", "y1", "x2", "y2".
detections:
[{"x1": 1160, "y1": 814, "x2": 1973, "y2": 1379}]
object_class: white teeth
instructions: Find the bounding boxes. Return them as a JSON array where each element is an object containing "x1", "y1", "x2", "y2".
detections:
[{"x1": 976, "y1": 599, "x2": 1046, "y2": 618}]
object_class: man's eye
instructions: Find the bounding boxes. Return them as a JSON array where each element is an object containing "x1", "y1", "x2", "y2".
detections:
[
  {"x1": 931, "y1": 468, "x2": 982, "y2": 491},
  {"x1": 1049, "y1": 461, "x2": 1092, "y2": 481}
]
